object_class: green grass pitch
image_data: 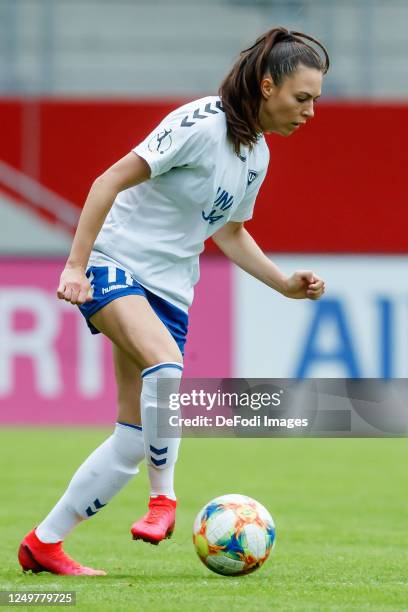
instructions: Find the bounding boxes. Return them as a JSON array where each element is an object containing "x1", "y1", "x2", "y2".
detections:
[{"x1": 0, "y1": 429, "x2": 407, "y2": 611}]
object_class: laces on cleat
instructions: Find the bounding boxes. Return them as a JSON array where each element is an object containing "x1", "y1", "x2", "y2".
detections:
[{"x1": 145, "y1": 507, "x2": 166, "y2": 524}]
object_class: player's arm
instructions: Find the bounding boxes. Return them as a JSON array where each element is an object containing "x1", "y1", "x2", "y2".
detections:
[
  {"x1": 58, "y1": 152, "x2": 150, "y2": 305},
  {"x1": 212, "y1": 221, "x2": 325, "y2": 300}
]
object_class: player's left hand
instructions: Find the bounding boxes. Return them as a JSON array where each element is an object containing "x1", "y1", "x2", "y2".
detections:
[{"x1": 283, "y1": 270, "x2": 325, "y2": 300}]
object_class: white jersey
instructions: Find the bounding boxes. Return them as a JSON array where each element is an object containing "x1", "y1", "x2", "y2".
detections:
[{"x1": 90, "y1": 96, "x2": 270, "y2": 312}]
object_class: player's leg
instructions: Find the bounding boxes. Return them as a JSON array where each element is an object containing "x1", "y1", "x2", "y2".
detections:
[
  {"x1": 92, "y1": 296, "x2": 183, "y2": 543},
  {"x1": 19, "y1": 403, "x2": 146, "y2": 576},
  {"x1": 18, "y1": 294, "x2": 182, "y2": 573},
  {"x1": 18, "y1": 410, "x2": 146, "y2": 575},
  {"x1": 17, "y1": 300, "x2": 154, "y2": 575},
  {"x1": 18, "y1": 359, "x2": 147, "y2": 578},
  {"x1": 113, "y1": 343, "x2": 142, "y2": 426},
  {"x1": 114, "y1": 344, "x2": 177, "y2": 498}
]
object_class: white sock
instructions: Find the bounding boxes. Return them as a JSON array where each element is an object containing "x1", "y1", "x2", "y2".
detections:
[
  {"x1": 36, "y1": 422, "x2": 145, "y2": 543},
  {"x1": 148, "y1": 464, "x2": 176, "y2": 501},
  {"x1": 141, "y1": 362, "x2": 183, "y2": 502}
]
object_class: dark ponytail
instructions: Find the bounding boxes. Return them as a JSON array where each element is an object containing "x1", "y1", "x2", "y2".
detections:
[{"x1": 219, "y1": 27, "x2": 329, "y2": 154}]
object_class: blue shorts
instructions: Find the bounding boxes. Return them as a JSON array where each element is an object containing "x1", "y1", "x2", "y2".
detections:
[{"x1": 78, "y1": 265, "x2": 188, "y2": 355}]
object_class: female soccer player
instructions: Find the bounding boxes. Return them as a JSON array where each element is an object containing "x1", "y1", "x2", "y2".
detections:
[{"x1": 19, "y1": 27, "x2": 328, "y2": 575}]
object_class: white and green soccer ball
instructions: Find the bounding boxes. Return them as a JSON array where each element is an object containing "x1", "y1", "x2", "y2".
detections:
[{"x1": 193, "y1": 494, "x2": 276, "y2": 576}]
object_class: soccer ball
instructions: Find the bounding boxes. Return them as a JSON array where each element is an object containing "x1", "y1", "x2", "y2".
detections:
[{"x1": 193, "y1": 494, "x2": 276, "y2": 576}]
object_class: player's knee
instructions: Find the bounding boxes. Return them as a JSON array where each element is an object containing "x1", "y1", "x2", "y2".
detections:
[
  {"x1": 143, "y1": 349, "x2": 183, "y2": 370},
  {"x1": 142, "y1": 359, "x2": 183, "y2": 379}
]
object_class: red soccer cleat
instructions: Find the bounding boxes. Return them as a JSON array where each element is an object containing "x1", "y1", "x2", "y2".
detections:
[
  {"x1": 131, "y1": 496, "x2": 176, "y2": 545},
  {"x1": 18, "y1": 529, "x2": 106, "y2": 576}
]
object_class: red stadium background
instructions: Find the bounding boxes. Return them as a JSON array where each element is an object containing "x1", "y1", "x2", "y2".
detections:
[
  {"x1": 1, "y1": 99, "x2": 407, "y2": 424},
  {"x1": 1, "y1": 98, "x2": 407, "y2": 253}
]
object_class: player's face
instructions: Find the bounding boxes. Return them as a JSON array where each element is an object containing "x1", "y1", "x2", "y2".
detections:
[{"x1": 258, "y1": 65, "x2": 323, "y2": 136}]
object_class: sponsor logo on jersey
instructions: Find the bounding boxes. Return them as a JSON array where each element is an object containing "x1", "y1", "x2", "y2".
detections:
[
  {"x1": 202, "y1": 186, "x2": 234, "y2": 225},
  {"x1": 148, "y1": 128, "x2": 173, "y2": 154},
  {"x1": 247, "y1": 169, "x2": 258, "y2": 185}
]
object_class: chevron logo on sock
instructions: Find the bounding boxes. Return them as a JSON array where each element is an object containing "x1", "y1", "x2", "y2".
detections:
[
  {"x1": 150, "y1": 445, "x2": 168, "y2": 455},
  {"x1": 85, "y1": 498, "x2": 107, "y2": 517},
  {"x1": 151, "y1": 456, "x2": 167, "y2": 466},
  {"x1": 150, "y1": 444, "x2": 168, "y2": 466}
]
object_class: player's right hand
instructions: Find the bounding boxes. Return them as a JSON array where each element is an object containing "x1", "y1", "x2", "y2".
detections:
[{"x1": 57, "y1": 266, "x2": 93, "y2": 305}]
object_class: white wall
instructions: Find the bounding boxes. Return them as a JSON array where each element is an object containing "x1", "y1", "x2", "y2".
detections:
[
  {"x1": 0, "y1": 193, "x2": 71, "y2": 255},
  {"x1": 1, "y1": 0, "x2": 408, "y2": 98},
  {"x1": 234, "y1": 255, "x2": 408, "y2": 378}
]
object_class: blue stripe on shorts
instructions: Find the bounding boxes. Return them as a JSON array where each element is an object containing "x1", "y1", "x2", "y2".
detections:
[{"x1": 78, "y1": 266, "x2": 188, "y2": 355}]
